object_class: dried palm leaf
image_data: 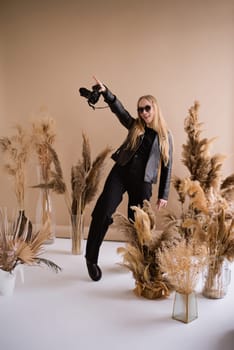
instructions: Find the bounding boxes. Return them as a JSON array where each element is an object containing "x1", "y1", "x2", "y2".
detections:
[
  {"x1": 0, "y1": 210, "x2": 61, "y2": 273},
  {"x1": 33, "y1": 257, "x2": 61, "y2": 273}
]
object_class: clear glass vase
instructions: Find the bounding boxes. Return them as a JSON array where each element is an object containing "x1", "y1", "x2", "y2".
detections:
[
  {"x1": 172, "y1": 291, "x2": 198, "y2": 323},
  {"x1": 36, "y1": 188, "x2": 56, "y2": 244},
  {"x1": 202, "y1": 257, "x2": 231, "y2": 299},
  {"x1": 70, "y1": 213, "x2": 84, "y2": 255}
]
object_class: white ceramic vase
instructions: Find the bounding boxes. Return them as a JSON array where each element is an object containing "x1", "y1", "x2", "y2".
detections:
[{"x1": 0, "y1": 266, "x2": 24, "y2": 296}]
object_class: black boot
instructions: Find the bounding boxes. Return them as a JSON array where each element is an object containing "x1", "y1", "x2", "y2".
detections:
[{"x1": 86, "y1": 260, "x2": 102, "y2": 281}]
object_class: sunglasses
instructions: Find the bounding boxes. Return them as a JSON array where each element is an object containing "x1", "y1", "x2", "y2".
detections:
[{"x1": 137, "y1": 105, "x2": 151, "y2": 114}]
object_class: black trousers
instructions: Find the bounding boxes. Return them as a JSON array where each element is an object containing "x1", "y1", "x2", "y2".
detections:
[{"x1": 85, "y1": 163, "x2": 152, "y2": 263}]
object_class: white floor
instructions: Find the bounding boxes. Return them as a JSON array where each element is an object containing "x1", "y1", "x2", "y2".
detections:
[{"x1": 0, "y1": 238, "x2": 234, "y2": 350}]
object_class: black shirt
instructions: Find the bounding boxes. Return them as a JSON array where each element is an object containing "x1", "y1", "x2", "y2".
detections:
[{"x1": 124, "y1": 127, "x2": 156, "y2": 180}]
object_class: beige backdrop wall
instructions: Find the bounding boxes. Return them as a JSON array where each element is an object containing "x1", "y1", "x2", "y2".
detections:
[{"x1": 0, "y1": 0, "x2": 233, "y2": 240}]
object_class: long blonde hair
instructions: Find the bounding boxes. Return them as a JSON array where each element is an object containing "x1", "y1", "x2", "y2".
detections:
[{"x1": 126, "y1": 95, "x2": 171, "y2": 165}]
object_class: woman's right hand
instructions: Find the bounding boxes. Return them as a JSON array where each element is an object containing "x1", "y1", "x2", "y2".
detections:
[{"x1": 93, "y1": 75, "x2": 106, "y2": 92}]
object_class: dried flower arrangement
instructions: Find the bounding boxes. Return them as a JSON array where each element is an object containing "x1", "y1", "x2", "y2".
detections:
[
  {"x1": 31, "y1": 114, "x2": 66, "y2": 194},
  {"x1": 31, "y1": 115, "x2": 56, "y2": 186},
  {"x1": 0, "y1": 207, "x2": 61, "y2": 273},
  {"x1": 31, "y1": 115, "x2": 66, "y2": 243},
  {"x1": 114, "y1": 200, "x2": 181, "y2": 299},
  {"x1": 0, "y1": 125, "x2": 32, "y2": 238},
  {"x1": 30, "y1": 123, "x2": 111, "y2": 253},
  {"x1": 157, "y1": 239, "x2": 206, "y2": 295},
  {"x1": 115, "y1": 101, "x2": 233, "y2": 300},
  {"x1": 162, "y1": 101, "x2": 234, "y2": 298},
  {"x1": 70, "y1": 133, "x2": 111, "y2": 254}
]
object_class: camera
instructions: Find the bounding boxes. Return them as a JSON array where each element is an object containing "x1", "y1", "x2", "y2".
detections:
[{"x1": 79, "y1": 84, "x2": 101, "y2": 107}]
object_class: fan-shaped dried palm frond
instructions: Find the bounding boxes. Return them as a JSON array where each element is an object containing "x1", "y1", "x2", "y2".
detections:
[
  {"x1": 0, "y1": 209, "x2": 61, "y2": 273},
  {"x1": 33, "y1": 257, "x2": 61, "y2": 273}
]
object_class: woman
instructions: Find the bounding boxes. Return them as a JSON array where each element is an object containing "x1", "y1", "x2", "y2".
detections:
[{"x1": 85, "y1": 77, "x2": 173, "y2": 281}]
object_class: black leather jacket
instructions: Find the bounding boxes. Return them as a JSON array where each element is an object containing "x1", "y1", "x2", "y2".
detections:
[{"x1": 102, "y1": 88, "x2": 173, "y2": 200}]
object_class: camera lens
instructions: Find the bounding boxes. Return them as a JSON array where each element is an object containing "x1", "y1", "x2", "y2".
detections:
[{"x1": 89, "y1": 90, "x2": 100, "y2": 105}]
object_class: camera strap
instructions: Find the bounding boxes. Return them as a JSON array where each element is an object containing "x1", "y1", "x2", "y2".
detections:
[{"x1": 88, "y1": 102, "x2": 109, "y2": 110}]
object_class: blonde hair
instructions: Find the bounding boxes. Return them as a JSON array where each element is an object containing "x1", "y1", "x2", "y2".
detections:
[{"x1": 127, "y1": 95, "x2": 171, "y2": 165}]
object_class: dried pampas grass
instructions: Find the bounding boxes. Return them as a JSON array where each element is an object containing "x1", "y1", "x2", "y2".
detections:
[
  {"x1": 31, "y1": 115, "x2": 66, "y2": 195},
  {"x1": 182, "y1": 101, "x2": 227, "y2": 192},
  {"x1": 31, "y1": 114, "x2": 56, "y2": 181},
  {"x1": 157, "y1": 239, "x2": 207, "y2": 294},
  {"x1": 170, "y1": 102, "x2": 234, "y2": 259},
  {"x1": 70, "y1": 132, "x2": 111, "y2": 254},
  {"x1": 0, "y1": 125, "x2": 30, "y2": 209},
  {"x1": 166, "y1": 101, "x2": 234, "y2": 297},
  {"x1": 70, "y1": 132, "x2": 111, "y2": 216}
]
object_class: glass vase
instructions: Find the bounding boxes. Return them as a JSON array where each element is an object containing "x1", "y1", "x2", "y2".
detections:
[
  {"x1": 202, "y1": 257, "x2": 231, "y2": 299},
  {"x1": 36, "y1": 188, "x2": 55, "y2": 244},
  {"x1": 172, "y1": 291, "x2": 198, "y2": 323},
  {"x1": 71, "y1": 213, "x2": 84, "y2": 255},
  {"x1": 16, "y1": 209, "x2": 33, "y2": 242}
]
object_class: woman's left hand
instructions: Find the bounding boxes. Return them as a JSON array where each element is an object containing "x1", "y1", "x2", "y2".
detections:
[
  {"x1": 156, "y1": 198, "x2": 167, "y2": 210},
  {"x1": 93, "y1": 76, "x2": 106, "y2": 92}
]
